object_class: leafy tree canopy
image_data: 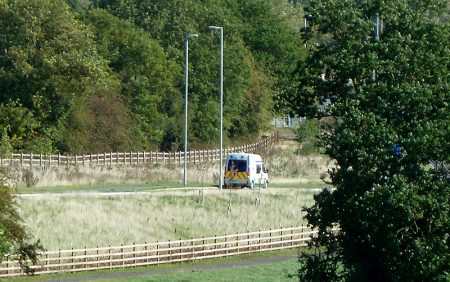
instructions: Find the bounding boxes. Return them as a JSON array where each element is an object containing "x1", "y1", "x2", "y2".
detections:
[
  {"x1": 1, "y1": 0, "x2": 304, "y2": 152},
  {"x1": 294, "y1": 0, "x2": 449, "y2": 281},
  {"x1": 0, "y1": 182, "x2": 43, "y2": 272}
]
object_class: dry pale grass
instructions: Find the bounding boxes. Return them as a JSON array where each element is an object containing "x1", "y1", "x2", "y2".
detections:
[
  {"x1": 264, "y1": 140, "x2": 332, "y2": 184},
  {"x1": 17, "y1": 188, "x2": 319, "y2": 250},
  {"x1": 3, "y1": 135, "x2": 332, "y2": 188},
  {"x1": 4, "y1": 163, "x2": 221, "y2": 188}
]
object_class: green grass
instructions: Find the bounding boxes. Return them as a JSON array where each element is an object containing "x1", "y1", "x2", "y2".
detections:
[
  {"x1": 7, "y1": 249, "x2": 302, "y2": 282},
  {"x1": 116, "y1": 259, "x2": 299, "y2": 282}
]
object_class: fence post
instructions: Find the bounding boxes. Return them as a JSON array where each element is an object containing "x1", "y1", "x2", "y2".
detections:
[
  {"x1": 247, "y1": 231, "x2": 250, "y2": 253},
  {"x1": 270, "y1": 228, "x2": 272, "y2": 250},
  {"x1": 291, "y1": 227, "x2": 294, "y2": 247},
  {"x1": 236, "y1": 232, "x2": 239, "y2": 254},
  {"x1": 259, "y1": 229, "x2": 261, "y2": 251},
  {"x1": 202, "y1": 236, "x2": 205, "y2": 257},
  {"x1": 191, "y1": 237, "x2": 194, "y2": 261},
  {"x1": 84, "y1": 246, "x2": 87, "y2": 270},
  {"x1": 156, "y1": 241, "x2": 159, "y2": 265},
  {"x1": 40, "y1": 153, "x2": 43, "y2": 167},
  {"x1": 110, "y1": 152, "x2": 112, "y2": 166},
  {"x1": 179, "y1": 238, "x2": 182, "y2": 260},
  {"x1": 121, "y1": 244, "x2": 124, "y2": 268},
  {"x1": 45, "y1": 253, "x2": 48, "y2": 273},
  {"x1": 58, "y1": 249, "x2": 61, "y2": 271},
  {"x1": 133, "y1": 242, "x2": 136, "y2": 267},
  {"x1": 104, "y1": 152, "x2": 107, "y2": 166},
  {"x1": 214, "y1": 235, "x2": 217, "y2": 256},
  {"x1": 281, "y1": 227, "x2": 283, "y2": 248},
  {"x1": 71, "y1": 247, "x2": 74, "y2": 272},
  {"x1": 96, "y1": 246, "x2": 99, "y2": 268},
  {"x1": 145, "y1": 242, "x2": 148, "y2": 264},
  {"x1": 109, "y1": 245, "x2": 111, "y2": 269},
  {"x1": 168, "y1": 240, "x2": 171, "y2": 262}
]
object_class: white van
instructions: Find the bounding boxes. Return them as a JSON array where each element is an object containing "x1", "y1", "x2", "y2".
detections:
[{"x1": 224, "y1": 153, "x2": 269, "y2": 188}]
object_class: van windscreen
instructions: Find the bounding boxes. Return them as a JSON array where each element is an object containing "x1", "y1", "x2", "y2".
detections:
[{"x1": 227, "y1": 159, "x2": 247, "y2": 172}]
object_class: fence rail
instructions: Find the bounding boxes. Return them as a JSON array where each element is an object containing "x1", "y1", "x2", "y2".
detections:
[
  {"x1": 0, "y1": 226, "x2": 314, "y2": 278},
  {"x1": 0, "y1": 134, "x2": 278, "y2": 167}
]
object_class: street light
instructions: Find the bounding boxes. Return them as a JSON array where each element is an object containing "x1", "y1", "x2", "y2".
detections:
[
  {"x1": 304, "y1": 14, "x2": 312, "y2": 48},
  {"x1": 184, "y1": 33, "x2": 198, "y2": 187},
  {"x1": 208, "y1": 25, "x2": 224, "y2": 191}
]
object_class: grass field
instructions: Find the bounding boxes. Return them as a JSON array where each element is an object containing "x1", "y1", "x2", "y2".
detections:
[
  {"x1": 4, "y1": 132, "x2": 330, "y2": 190},
  {"x1": 9, "y1": 249, "x2": 302, "y2": 282},
  {"x1": 109, "y1": 258, "x2": 299, "y2": 282},
  {"x1": 17, "y1": 187, "x2": 319, "y2": 251}
]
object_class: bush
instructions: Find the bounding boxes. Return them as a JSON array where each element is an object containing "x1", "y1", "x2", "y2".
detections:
[{"x1": 296, "y1": 119, "x2": 320, "y2": 155}]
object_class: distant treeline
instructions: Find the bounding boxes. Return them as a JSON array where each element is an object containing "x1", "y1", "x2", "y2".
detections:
[{"x1": 0, "y1": 0, "x2": 306, "y2": 154}]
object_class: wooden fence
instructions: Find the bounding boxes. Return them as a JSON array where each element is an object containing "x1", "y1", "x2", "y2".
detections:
[
  {"x1": 0, "y1": 134, "x2": 278, "y2": 167},
  {"x1": 0, "y1": 226, "x2": 315, "y2": 278}
]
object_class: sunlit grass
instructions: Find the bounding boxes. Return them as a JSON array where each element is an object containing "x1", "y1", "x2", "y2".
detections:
[{"x1": 17, "y1": 188, "x2": 318, "y2": 251}]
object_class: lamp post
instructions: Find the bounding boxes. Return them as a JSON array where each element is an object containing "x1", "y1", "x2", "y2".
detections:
[
  {"x1": 208, "y1": 25, "x2": 224, "y2": 191},
  {"x1": 304, "y1": 14, "x2": 312, "y2": 48},
  {"x1": 184, "y1": 33, "x2": 198, "y2": 187}
]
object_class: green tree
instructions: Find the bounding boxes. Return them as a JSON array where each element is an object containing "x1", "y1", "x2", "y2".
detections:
[
  {"x1": 85, "y1": 8, "x2": 179, "y2": 149},
  {"x1": 91, "y1": 0, "x2": 294, "y2": 146},
  {"x1": 0, "y1": 182, "x2": 43, "y2": 273},
  {"x1": 0, "y1": 0, "x2": 115, "y2": 153},
  {"x1": 294, "y1": 1, "x2": 450, "y2": 281},
  {"x1": 0, "y1": 128, "x2": 13, "y2": 158}
]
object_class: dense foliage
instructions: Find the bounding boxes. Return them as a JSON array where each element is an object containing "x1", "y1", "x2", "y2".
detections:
[
  {"x1": 293, "y1": 1, "x2": 449, "y2": 281},
  {"x1": 0, "y1": 182, "x2": 43, "y2": 272},
  {"x1": 0, "y1": 0, "x2": 304, "y2": 154}
]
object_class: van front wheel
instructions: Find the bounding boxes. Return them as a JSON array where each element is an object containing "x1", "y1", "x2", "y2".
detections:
[{"x1": 263, "y1": 181, "x2": 268, "y2": 189}]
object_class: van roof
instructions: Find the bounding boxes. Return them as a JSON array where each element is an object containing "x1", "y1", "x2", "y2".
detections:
[{"x1": 226, "y1": 153, "x2": 262, "y2": 159}]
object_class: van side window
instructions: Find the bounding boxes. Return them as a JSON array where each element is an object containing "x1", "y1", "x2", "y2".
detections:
[{"x1": 256, "y1": 164, "x2": 261, "y2": 174}]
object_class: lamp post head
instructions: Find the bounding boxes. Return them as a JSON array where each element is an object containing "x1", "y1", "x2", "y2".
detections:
[
  {"x1": 186, "y1": 33, "x2": 199, "y2": 39},
  {"x1": 208, "y1": 26, "x2": 222, "y2": 31}
]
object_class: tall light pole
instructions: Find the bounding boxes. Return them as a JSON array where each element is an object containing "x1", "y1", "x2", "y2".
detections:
[
  {"x1": 184, "y1": 33, "x2": 198, "y2": 187},
  {"x1": 304, "y1": 14, "x2": 312, "y2": 48},
  {"x1": 208, "y1": 25, "x2": 224, "y2": 191}
]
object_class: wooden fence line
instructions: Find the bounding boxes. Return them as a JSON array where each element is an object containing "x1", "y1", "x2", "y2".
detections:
[
  {"x1": 0, "y1": 134, "x2": 278, "y2": 168},
  {"x1": 0, "y1": 226, "x2": 315, "y2": 278}
]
